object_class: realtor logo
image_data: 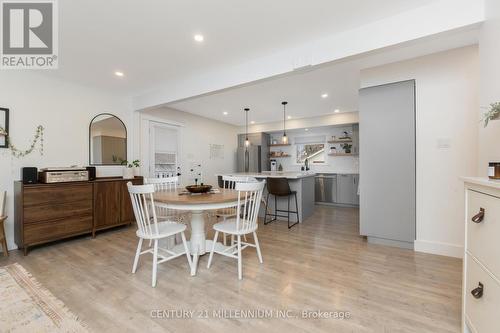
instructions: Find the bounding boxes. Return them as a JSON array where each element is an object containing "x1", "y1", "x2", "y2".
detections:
[{"x1": 1, "y1": 0, "x2": 58, "y2": 69}]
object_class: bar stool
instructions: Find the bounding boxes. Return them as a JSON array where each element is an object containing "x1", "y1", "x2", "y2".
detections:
[{"x1": 264, "y1": 178, "x2": 299, "y2": 229}]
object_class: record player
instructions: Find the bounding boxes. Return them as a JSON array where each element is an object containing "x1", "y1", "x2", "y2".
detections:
[{"x1": 39, "y1": 167, "x2": 89, "y2": 183}]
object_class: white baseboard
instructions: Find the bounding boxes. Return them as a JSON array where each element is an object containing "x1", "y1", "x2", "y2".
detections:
[{"x1": 414, "y1": 240, "x2": 463, "y2": 258}]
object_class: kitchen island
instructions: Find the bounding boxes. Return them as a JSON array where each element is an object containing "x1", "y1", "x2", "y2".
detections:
[{"x1": 219, "y1": 171, "x2": 316, "y2": 223}]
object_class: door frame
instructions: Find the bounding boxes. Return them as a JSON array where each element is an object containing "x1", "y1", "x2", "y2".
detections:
[{"x1": 139, "y1": 114, "x2": 184, "y2": 181}]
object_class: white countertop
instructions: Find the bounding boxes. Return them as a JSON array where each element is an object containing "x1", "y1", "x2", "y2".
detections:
[
  {"x1": 221, "y1": 171, "x2": 316, "y2": 179},
  {"x1": 462, "y1": 177, "x2": 500, "y2": 190}
]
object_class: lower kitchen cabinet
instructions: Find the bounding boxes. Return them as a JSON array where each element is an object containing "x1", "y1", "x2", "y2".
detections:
[
  {"x1": 315, "y1": 173, "x2": 359, "y2": 206},
  {"x1": 337, "y1": 174, "x2": 354, "y2": 205}
]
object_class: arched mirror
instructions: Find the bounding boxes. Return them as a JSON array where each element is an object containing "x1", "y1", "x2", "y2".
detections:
[{"x1": 89, "y1": 113, "x2": 127, "y2": 165}]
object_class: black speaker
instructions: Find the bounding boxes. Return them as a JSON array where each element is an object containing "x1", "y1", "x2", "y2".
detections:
[
  {"x1": 22, "y1": 167, "x2": 38, "y2": 184},
  {"x1": 86, "y1": 166, "x2": 96, "y2": 181}
]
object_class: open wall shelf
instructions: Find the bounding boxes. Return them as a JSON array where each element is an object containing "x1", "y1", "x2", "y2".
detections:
[
  {"x1": 269, "y1": 143, "x2": 291, "y2": 147},
  {"x1": 328, "y1": 153, "x2": 358, "y2": 156}
]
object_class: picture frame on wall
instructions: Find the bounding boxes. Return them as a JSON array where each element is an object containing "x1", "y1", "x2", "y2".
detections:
[{"x1": 0, "y1": 107, "x2": 9, "y2": 148}]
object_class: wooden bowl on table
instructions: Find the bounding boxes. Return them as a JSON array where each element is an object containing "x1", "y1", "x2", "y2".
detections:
[{"x1": 185, "y1": 184, "x2": 212, "y2": 194}]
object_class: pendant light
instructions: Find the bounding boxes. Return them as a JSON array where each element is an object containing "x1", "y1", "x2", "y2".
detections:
[
  {"x1": 281, "y1": 101, "x2": 288, "y2": 144},
  {"x1": 244, "y1": 108, "x2": 250, "y2": 147}
]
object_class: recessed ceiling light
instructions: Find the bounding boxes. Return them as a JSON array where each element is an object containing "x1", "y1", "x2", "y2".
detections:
[
  {"x1": 321, "y1": 93, "x2": 328, "y2": 98},
  {"x1": 334, "y1": 109, "x2": 340, "y2": 113},
  {"x1": 250, "y1": 121, "x2": 255, "y2": 124},
  {"x1": 305, "y1": 128, "x2": 309, "y2": 131},
  {"x1": 194, "y1": 34, "x2": 204, "y2": 42},
  {"x1": 287, "y1": 115, "x2": 292, "y2": 120},
  {"x1": 114, "y1": 71, "x2": 124, "y2": 77},
  {"x1": 222, "y1": 111, "x2": 228, "y2": 115}
]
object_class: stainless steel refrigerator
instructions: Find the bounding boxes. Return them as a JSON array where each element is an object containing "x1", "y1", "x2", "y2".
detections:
[
  {"x1": 236, "y1": 133, "x2": 270, "y2": 173},
  {"x1": 237, "y1": 146, "x2": 270, "y2": 172}
]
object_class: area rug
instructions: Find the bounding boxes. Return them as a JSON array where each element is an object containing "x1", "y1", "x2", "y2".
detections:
[{"x1": 0, "y1": 263, "x2": 89, "y2": 333}]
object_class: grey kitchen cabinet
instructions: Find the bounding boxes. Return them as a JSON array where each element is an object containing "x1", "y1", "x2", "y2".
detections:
[
  {"x1": 352, "y1": 175, "x2": 359, "y2": 205},
  {"x1": 337, "y1": 174, "x2": 356, "y2": 205},
  {"x1": 359, "y1": 80, "x2": 415, "y2": 249},
  {"x1": 237, "y1": 133, "x2": 269, "y2": 147},
  {"x1": 314, "y1": 173, "x2": 359, "y2": 206}
]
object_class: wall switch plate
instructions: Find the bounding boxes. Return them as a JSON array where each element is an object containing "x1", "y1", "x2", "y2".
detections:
[{"x1": 437, "y1": 138, "x2": 451, "y2": 149}]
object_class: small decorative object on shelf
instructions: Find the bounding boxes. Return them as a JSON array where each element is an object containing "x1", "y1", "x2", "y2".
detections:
[
  {"x1": 488, "y1": 162, "x2": 500, "y2": 180},
  {"x1": 482, "y1": 102, "x2": 500, "y2": 127},
  {"x1": 278, "y1": 163, "x2": 283, "y2": 171},
  {"x1": 120, "y1": 159, "x2": 140, "y2": 179},
  {"x1": 339, "y1": 131, "x2": 351, "y2": 140},
  {"x1": 341, "y1": 143, "x2": 352, "y2": 154}
]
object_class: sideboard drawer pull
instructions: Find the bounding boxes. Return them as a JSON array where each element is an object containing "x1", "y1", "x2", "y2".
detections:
[
  {"x1": 472, "y1": 208, "x2": 485, "y2": 223},
  {"x1": 471, "y1": 282, "x2": 484, "y2": 299}
]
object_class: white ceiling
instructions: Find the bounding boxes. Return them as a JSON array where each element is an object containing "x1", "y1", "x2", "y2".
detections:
[
  {"x1": 168, "y1": 60, "x2": 361, "y2": 125},
  {"x1": 166, "y1": 27, "x2": 480, "y2": 126},
  {"x1": 46, "y1": 0, "x2": 439, "y2": 96}
]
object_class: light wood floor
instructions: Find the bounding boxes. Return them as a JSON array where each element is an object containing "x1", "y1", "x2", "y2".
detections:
[{"x1": 0, "y1": 206, "x2": 462, "y2": 332}]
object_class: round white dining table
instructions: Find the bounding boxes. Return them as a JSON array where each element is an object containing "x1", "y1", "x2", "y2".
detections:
[{"x1": 153, "y1": 188, "x2": 239, "y2": 275}]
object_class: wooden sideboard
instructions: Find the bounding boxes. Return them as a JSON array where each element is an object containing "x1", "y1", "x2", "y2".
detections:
[{"x1": 14, "y1": 177, "x2": 142, "y2": 255}]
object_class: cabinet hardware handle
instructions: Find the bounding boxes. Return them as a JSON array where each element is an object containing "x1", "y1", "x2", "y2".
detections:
[
  {"x1": 471, "y1": 282, "x2": 484, "y2": 299},
  {"x1": 472, "y1": 208, "x2": 485, "y2": 223}
]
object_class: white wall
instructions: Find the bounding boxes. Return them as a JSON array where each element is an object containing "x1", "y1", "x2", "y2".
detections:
[
  {"x1": 137, "y1": 107, "x2": 238, "y2": 186},
  {"x1": 360, "y1": 46, "x2": 479, "y2": 258},
  {"x1": 0, "y1": 72, "x2": 134, "y2": 251},
  {"x1": 478, "y1": 0, "x2": 500, "y2": 174}
]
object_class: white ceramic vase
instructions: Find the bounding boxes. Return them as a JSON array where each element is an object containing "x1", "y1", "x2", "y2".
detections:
[{"x1": 122, "y1": 167, "x2": 134, "y2": 179}]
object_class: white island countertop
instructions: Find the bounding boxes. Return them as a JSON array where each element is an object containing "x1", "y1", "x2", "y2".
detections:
[{"x1": 220, "y1": 171, "x2": 316, "y2": 179}]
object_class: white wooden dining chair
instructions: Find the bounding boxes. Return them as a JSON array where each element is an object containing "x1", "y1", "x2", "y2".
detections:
[
  {"x1": 144, "y1": 177, "x2": 189, "y2": 244},
  {"x1": 207, "y1": 180, "x2": 265, "y2": 280},
  {"x1": 144, "y1": 177, "x2": 188, "y2": 219},
  {"x1": 128, "y1": 182, "x2": 193, "y2": 287},
  {"x1": 216, "y1": 175, "x2": 257, "y2": 245}
]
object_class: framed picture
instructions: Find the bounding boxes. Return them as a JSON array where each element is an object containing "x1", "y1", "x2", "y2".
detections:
[{"x1": 0, "y1": 108, "x2": 9, "y2": 148}]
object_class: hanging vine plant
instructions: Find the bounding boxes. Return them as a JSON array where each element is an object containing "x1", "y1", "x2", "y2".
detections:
[{"x1": 0, "y1": 125, "x2": 45, "y2": 158}]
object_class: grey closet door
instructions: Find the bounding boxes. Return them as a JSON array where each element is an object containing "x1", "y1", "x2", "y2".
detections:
[{"x1": 359, "y1": 80, "x2": 416, "y2": 247}]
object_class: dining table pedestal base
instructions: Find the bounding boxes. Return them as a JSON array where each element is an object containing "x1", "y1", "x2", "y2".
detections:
[{"x1": 171, "y1": 239, "x2": 229, "y2": 276}]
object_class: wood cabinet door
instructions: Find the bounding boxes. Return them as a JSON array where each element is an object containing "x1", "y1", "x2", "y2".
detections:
[
  {"x1": 93, "y1": 181, "x2": 121, "y2": 228},
  {"x1": 120, "y1": 178, "x2": 142, "y2": 224}
]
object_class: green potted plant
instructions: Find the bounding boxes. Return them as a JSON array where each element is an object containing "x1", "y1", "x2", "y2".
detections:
[
  {"x1": 341, "y1": 143, "x2": 352, "y2": 154},
  {"x1": 482, "y1": 102, "x2": 500, "y2": 127},
  {"x1": 120, "y1": 159, "x2": 140, "y2": 179}
]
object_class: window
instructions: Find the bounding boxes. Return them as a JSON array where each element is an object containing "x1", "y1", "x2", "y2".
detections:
[{"x1": 296, "y1": 143, "x2": 325, "y2": 164}]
